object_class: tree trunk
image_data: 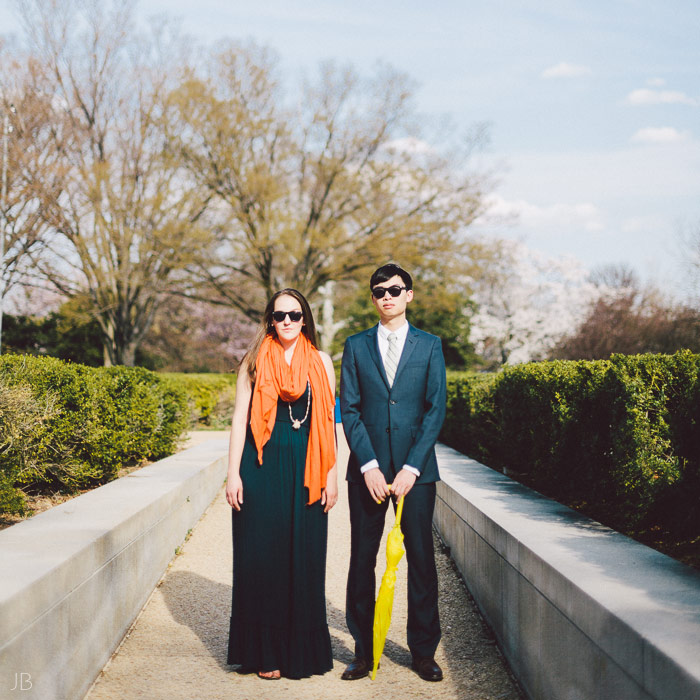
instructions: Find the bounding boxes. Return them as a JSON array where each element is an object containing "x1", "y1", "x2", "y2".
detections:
[
  {"x1": 317, "y1": 281, "x2": 335, "y2": 354},
  {"x1": 119, "y1": 342, "x2": 137, "y2": 367}
]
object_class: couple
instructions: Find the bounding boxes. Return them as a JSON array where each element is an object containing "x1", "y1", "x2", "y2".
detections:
[{"x1": 225, "y1": 263, "x2": 447, "y2": 683}]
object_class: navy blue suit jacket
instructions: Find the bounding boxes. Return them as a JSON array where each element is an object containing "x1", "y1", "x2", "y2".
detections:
[{"x1": 340, "y1": 323, "x2": 447, "y2": 484}]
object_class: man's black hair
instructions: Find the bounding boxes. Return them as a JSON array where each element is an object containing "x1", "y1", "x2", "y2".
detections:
[{"x1": 369, "y1": 263, "x2": 413, "y2": 290}]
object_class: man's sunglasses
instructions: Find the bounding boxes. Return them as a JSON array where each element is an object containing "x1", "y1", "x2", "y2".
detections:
[
  {"x1": 371, "y1": 285, "x2": 407, "y2": 299},
  {"x1": 271, "y1": 310, "x2": 303, "y2": 323}
]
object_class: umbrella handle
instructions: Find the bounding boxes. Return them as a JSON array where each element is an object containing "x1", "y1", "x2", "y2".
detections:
[{"x1": 395, "y1": 495, "x2": 404, "y2": 525}]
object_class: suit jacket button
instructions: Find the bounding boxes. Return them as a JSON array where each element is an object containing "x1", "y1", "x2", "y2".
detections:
[
  {"x1": 386, "y1": 427, "x2": 391, "y2": 433},
  {"x1": 390, "y1": 400, "x2": 396, "y2": 404}
]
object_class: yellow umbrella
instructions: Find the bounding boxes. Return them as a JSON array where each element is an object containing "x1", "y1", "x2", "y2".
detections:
[{"x1": 371, "y1": 494, "x2": 405, "y2": 680}]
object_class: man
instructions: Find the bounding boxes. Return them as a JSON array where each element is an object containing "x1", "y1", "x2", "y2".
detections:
[{"x1": 340, "y1": 263, "x2": 447, "y2": 682}]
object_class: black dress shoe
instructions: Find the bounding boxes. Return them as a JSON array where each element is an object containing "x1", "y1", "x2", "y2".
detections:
[
  {"x1": 411, "y1": 657, "x2": 443, "y2": 681},
  {"x1": 341, "y1": 658, "x2": 370, "y2": 680}
]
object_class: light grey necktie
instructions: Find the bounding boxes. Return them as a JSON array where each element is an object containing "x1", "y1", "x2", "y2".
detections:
[{"x1": 385, "y1": 332, "x2": 399, "y2": 386}]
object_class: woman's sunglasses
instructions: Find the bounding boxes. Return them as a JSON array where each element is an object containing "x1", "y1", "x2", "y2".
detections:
[
  {"x1": 272, "y1": 310, "x2": 303, "y2": 323},
  {"x1": 371, "y1": 285, "x2": 407, "y2": 299}
]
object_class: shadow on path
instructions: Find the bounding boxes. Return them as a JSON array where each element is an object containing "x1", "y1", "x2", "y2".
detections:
[{"x1": 160, "y1": 570, "x2": 413, "y2": 673}]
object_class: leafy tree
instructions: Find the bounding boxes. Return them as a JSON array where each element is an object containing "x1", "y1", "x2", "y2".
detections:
[
  {"x1": 0, "y1": 44, "x2": 57, "y2": 352},
  {"x1": 409, "y1": 285, "x2": 476, "y2": 369},
  {"x1": 5, "y1": 2, "x2": 494, "y2": 361},
  {"x1": 2, "y1": 297, "x2": 103, "y2": 365},
  {"x1": 7, "y1": 0, "x2": 211, "y2": 365},
  {"x1": 164, "y1": 44, "x2": 492, "y2": 348},
  {"x1": 551, "y1": 265, "x2": 700, "y2": 359}
]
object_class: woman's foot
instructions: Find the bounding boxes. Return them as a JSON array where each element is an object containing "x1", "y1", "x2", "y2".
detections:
[{"x1": 258, "y1": 670, "x2": 281, "y2": 680}]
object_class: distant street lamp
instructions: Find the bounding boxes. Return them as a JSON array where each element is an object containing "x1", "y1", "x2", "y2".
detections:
[{"x1": 0, "y1": 102, "x2": 16, "y2": 355}]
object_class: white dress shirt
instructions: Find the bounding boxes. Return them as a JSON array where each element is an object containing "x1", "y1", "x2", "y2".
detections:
[
  {"x1": 360, "y1": 321, "x2": 420, "y2": 478},
  {"x1": 376, "y1": 320, "x2": 409, "y2": 366}
]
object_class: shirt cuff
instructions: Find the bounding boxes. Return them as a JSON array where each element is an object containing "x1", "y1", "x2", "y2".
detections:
[
  {"x1": 360, "y1": 459, "x2": 380, "y2": 474},
  {"x1": 402, "y1": 465, "x2": 420, "y2": 477}
]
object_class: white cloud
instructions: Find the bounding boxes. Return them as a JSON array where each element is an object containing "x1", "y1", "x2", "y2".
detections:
[
  {"x1": 482, "y1": 195, "x2": 604, "y2": 232},
  {"x1": 541, "y1": 62, "x2": 592, "y2": 79},
  {"x1": 626, "y1": 88, "x2": 697, "y2": 106},
  {"x1": 471, "y1": 143, "x2": 700, "y2": 288},
  {"x1": 631, "y1": 127, "x2": 691, "y2": 144}
]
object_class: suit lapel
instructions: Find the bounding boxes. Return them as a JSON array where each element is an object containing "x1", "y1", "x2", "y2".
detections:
[
  {"x1": 364, "y1": 325, "x2": 390, "y2": 387},
  {"x1": 392, "y1": 323, "x2": 418, "y2": 386}
]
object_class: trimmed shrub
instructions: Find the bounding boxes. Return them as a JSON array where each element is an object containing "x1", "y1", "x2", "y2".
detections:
[
  {"x1": 441, "y1": 351, "x2": 700, "y2": 534},
  {"x1": 441, "y1": 371, "x2": 498, "y2": 466},
  {"x1": 1, "y1": 355, "x2": 117, "y2": 496},
  {"x1": 163, "y1": 372, "x2": 236, "y2": 428},
  {"x1": 493, "y1": 358, "x2": 680, "y2": 527},
  {"x1": 621, "y1": 351, "x2": 700, "y2": 537},
  {"x1": 0, "y1": 355, "x2": 189, "y2": 514},
  {"x1": 98, "y1": 366, "x2": 190, "y2": 460},
  {"x1": 0, "y1": 378, "x2": 60, "y2": 514}
]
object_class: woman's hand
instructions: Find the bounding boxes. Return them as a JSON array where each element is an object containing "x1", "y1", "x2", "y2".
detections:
[
  {"x1": 321, "y1": 470, "x2": 338, "y2": 513},
  {"x1": 226, "y1": 473, "x2": 244, "y2": 511},
  {"x1": 226, "y1": 366, "x2": 251, "y2": 512}
]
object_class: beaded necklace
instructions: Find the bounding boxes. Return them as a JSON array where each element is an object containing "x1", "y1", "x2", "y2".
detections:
[{"x1": 289, "y1": 380, "x2": 311, "y2": 430}]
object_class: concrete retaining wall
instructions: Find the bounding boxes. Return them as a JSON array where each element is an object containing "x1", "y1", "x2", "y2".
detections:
[
  {"x1": 0, "y1": 439, "x2": 229, "y2": 700},
  {"x1": 433, "y1": 443, "x2": 700, "y2": 700}
]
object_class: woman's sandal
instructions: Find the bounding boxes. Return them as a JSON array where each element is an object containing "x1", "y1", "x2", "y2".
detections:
[{"x1": 257, "y1": 670, "x2": 281, "y2": 680}]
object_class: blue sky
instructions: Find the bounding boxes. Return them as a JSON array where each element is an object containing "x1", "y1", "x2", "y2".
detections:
[{"x1": 2, "y1": 0, "x2": 700, "y2": 293}]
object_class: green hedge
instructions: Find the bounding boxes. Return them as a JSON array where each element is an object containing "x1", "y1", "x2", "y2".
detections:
[
  {"x1": 441, "y1": 351, "x2": 700, "y2": 535},
  {"x1": 163, "y1": 372, "x2": 236, "y2": 428},
  {"x1": 0, "y1": 355, "x2": 189, "y2": 514}
]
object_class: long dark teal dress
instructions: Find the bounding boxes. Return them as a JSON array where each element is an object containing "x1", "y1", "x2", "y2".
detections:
[{"x1": 227, "y1": 385, "x2": 333, "y2": 678}]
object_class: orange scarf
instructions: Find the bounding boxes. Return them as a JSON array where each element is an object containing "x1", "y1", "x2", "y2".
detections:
[{"x1": 250, "y1": 333, "x2": 335, "y2": 505}]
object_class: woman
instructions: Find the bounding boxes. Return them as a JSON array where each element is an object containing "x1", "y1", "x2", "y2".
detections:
[{"x1": 225, "y1": 288, "x2": 338, "y2": 680}]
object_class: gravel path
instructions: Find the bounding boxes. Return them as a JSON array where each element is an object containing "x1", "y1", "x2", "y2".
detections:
[{"x1": 86, "y1": 432, "x2": 522, "y2": 700}]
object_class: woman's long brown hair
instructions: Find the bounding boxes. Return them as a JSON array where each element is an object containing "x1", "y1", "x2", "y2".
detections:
[{"x1": 240, "y1": 288, "x2": 319, "y2": 384}]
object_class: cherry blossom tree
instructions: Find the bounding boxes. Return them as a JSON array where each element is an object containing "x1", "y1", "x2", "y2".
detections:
[{"x1": 469, "y1": 239, "x2": 600, "y2": 366}]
